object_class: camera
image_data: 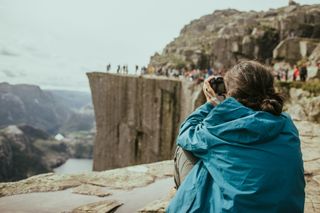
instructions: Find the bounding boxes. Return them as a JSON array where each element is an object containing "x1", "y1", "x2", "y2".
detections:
[{"x1": 209, "y1": 76, "x2": 226, "y2": 96}]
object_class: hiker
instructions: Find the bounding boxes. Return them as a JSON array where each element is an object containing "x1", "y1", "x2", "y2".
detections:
[
  {"x1": 300, "y1": 65, "x2": 308, "y2": 82},
  {"x1": 168, "y1": 61, "x2": 305, "y2": 213},
  {"x1": 106, "y1": 64, "x2": 111, "y2": 72},
  {"x1": 293, "y1": 65, "x2": 300, "y2": 81}
]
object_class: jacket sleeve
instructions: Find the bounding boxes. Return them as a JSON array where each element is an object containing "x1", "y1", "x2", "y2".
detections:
[{"x1": 177, "y1": 102, "x2": 214, "y2": 154}]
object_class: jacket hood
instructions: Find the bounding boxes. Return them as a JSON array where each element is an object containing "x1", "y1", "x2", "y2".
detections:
[{"x1": 203, "y1": 97, "x2": 287, "y2": 144}]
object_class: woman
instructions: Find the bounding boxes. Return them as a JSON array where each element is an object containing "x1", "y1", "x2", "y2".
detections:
[{"x1": 168, "y1": 61, "x2": 305, "y2": 213}]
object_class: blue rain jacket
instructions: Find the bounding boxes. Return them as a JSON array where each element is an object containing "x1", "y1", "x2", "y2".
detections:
[{"x1": 167, "y1": 97, "x2": 305, "y2": 213}]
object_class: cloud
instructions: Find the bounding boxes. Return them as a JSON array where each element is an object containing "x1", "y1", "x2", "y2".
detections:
[
  {"x1": 0, "y1": 48, "x2": 19, "y2": 57},
  {"x1": 1, "y1": 69, "x2": 16, "y2": 78}
]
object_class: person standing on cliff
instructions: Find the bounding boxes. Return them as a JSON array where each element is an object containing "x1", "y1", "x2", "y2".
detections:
[
  {"x1": 300, "y1": 64, "x2": 308, "y2": 82},
  {"x1": 293, "y1": 65, "x2": 300, "y2": 81},
  {"x1": 168, "y1": 61, "x2": 305, "y2": 213}
]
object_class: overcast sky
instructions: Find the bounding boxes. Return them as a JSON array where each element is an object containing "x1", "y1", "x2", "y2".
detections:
[{"x1": 0, "y1": 0, "x2": 319, "y2": 91}]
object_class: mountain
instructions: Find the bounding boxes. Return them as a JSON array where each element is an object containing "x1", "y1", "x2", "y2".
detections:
[
  {"x1": 0, "y1": 82, "x2": 94, "y2": 134},
  {"x1": 0, "y1": 125, "x2": 69, "y2": 182},
  {"x1": 149, "y1": 4, "x2": 320, "y2": 70}
]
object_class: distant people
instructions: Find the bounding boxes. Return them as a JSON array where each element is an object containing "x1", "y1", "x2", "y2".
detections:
[
  {"x1": 207, "y1": 67, "x2": 213, "y2": 77},
  {"x1": 156, "y1": 67, "x2": 162, "y2": 76},
  {"x1": 293, "y1": 65, "x2": 299, "y2": 81},
  {"x1": 135, "y1": 65, "x2": 139, "y2": 74},
  {"x1": 276, "y1": 70, "x2": 281, "y2": 81},
  {"x1": 300, "y1": 65, "x2": 308, "y2": 82},
  {"x1": 284, "y1": 68, "x2": 289, "y2": 81},
  {"x1": 106, "y1": 64, "x2": 111, "y2": 72},
  {"x1": 141, "y1": 66, "x2": 147, "y2": 75},
  {"x1": 117, "y1": 65, "x2": 120, "y2": 73}
]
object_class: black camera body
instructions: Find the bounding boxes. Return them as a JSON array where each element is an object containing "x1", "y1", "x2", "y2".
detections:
[{"x1": 209, "y1": 76, "x2": 226, "y2": 96}]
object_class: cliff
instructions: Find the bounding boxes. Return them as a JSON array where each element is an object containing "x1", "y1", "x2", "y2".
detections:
[
  {"x1": 87, "y1": 73, "x2": 205, "y2": 171},
  {"x1": 149, "y1": 4, "x2": 320, "y2": 69},
  {"x1": 0, "y1": 125, "x2": 69, "y2": 182}
]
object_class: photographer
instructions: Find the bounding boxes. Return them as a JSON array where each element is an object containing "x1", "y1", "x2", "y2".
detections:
[{"x1": 168, "y1": 61, "x2": 305, "y2": 213}]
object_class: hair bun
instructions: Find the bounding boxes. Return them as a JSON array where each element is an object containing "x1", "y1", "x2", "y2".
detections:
[{"x1": 260, "y1": 98, "x2": 282, "y2": 116}]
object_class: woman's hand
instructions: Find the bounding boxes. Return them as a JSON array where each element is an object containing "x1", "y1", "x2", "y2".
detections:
[
  {"x1": 203, "y1": 76, "x2": 226, "y2": 106},
  {"x1": 203, "y1": 76, "x2": 216, "y2": 104}
]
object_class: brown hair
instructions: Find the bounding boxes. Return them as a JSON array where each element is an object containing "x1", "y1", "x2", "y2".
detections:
[{"x1": 224, "y1": 61, "x2": 284, "y2": 116}]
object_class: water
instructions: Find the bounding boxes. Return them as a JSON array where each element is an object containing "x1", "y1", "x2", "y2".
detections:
[{"x1": 53, "y1": 158, "x2": 93, "y2": 174}]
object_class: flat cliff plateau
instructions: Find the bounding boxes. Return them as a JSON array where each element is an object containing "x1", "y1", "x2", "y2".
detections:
[{"x1": 87, "y1": 73, "x2": 205, "y2": 171}]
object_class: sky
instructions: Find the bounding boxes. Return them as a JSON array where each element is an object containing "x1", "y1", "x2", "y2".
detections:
[{"x1": 0, "y1": 0, "x2": 319, "y2": 91}]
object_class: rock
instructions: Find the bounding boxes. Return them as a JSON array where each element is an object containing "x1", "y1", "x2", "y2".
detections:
[
  {"x1": 289, "y1": 88, "x2": 311, "y2": 102},
  {"x1": 138, "y1": 187, "x2": 176, "y2": 213},
  {"x1": 138, "y1": 199, "x2": 166, "y2": 213},
  {"x1": 294, "y1": 121, "x2": 320, "y2": 213},
  {"x1": 72, "y1": 184, "x2": 112, "y2": 197},
  {"x1": 273, "y1": 38, "x2": 320, "y2": 64},
  {"x1": 87, "y1": 73, "x2": 204, "y2": 171},
  {"x1": 149, "y1": 4, "x2": 320, "y2": 70},
  {"x1": 0, "y1": 125, "x2": 70, "y2": 182},
  {"x1": 72, "y1": 200, "x2": 123, "y2": 213},
  {"x1": 286, "y1": 88, "x2": 320, "y2": 123},
  {"x1": 286, "y1": 104, "x2": 308, "y2": 121},
  {"x1": 309, "y1": 44, "x2": 320, "y2": 63},
  {"x1": 0, "y1": 160, "x2": 173, "y2": 197}
]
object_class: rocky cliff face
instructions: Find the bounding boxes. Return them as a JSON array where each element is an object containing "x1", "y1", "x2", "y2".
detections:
[
  {"x1": 87, "y1": 73, "x2": 204, "y2": 171},
  {"x1": 0, "y1": 125, "x2": 70, "y2": 182},
  {"x1": 149, "y1": 4, "x2": 320, "y2": 69},
  {"x1": 286, "y1": 87, "x2": 320, "y2": 123}
]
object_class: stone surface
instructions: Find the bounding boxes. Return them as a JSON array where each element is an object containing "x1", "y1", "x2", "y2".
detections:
[
  {"x1": 87, "y1": 73, "x2": 204, "y2": 171},
  {"x1": 0, "y1": 161, "x2": 174, "y2": 213},
  {"x1": 0, "y1": 160, "x2": 173, "y2": 197},
  {"x1": 72, "y1": 200, "x2": 123, "y2": 213},
  {"x1": 72, "y1": 184, "x2": 112, "y2": 197},
  {"x1": 273, "y1": 38, "x2": 319, "y2": 64},
  {"x1": 138, "y1": 188, "x2": 176, "y2": 213},
  {"x1": 287, "y1": 88, "x2": 320, "y2": 123},
  {"x1": 295, "y1": 121, "x2": 320, "y2": 213},
  {"x1": 309, "y1": 44, "x2": 320, "y2": 63}
]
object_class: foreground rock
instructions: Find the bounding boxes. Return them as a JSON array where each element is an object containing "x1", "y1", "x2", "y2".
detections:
[
  {"x1": 286, "y1": 87, "x2": 320, "y2": 123},
  {"x1": 295, "y1": 121, "x2": 320, "y2": 212},
  {"x1": 0, "y1": 161, "x2": 174, "y2": 213}
]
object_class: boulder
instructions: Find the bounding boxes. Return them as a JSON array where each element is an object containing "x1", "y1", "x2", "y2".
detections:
[{"x1": 286, "y1": 88, "x2": 320, "y2": 123}]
